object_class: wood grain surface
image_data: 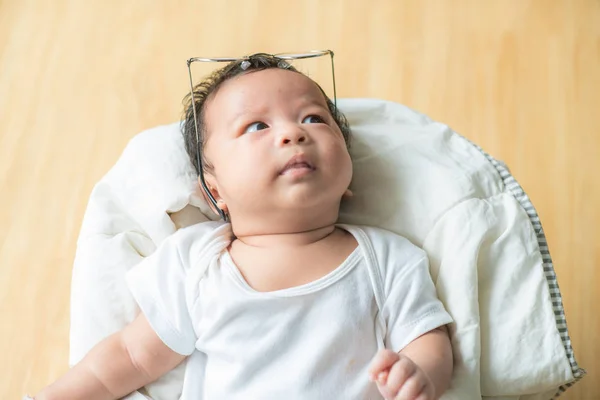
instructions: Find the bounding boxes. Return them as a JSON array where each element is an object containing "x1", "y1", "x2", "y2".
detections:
[{"x1": 1, "y1": 0, "x2": 598, "y2": 398}]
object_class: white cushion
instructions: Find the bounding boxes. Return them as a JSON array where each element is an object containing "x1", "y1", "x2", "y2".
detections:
[{"x1": 70, "y1": 99, "x2": 583, "y2": 399}]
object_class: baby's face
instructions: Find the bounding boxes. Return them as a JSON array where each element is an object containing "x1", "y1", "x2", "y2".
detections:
[{"x1": 202, "y1": 68, "x2": 352, "y2": 222}]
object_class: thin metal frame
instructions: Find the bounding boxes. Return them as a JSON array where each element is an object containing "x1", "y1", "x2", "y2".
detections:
[{"x1": 186, "y1": 50, "x2": 337, "y2": 221}]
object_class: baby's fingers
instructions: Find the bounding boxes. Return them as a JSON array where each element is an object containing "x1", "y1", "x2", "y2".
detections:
[
  {"x1": 368, "y1": 349, "x2": 400, "y2": 382},
  {"x1": 385, "y1": 356, "x2": 418, "y2": 396}
]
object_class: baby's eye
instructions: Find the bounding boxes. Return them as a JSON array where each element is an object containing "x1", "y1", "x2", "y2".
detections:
[
  {"x1": 302, "y1": 115, "x2": 325, "y2": 124},
  {"x1": 244, "y1": 121, "x2": 269, "y2": 134}
]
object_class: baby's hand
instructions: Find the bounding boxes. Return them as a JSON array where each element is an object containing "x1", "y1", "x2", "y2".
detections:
[{"x1": 368, "y1": 349, "x2": 435, "y2": 400}]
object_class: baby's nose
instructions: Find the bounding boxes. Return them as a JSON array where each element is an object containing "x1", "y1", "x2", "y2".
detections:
[{"x1": 277, "y1": 125, "x2": 308, "y2": 145}]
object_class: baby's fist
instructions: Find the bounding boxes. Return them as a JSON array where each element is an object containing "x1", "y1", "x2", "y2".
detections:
[{"x1": 368, "y1": 349, "x2": 435, "y2": 400}]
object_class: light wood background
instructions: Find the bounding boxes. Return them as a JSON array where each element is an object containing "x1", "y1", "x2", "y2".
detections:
[{"x1": 1, "y1": 0, "x2": 598, "y2": 398}]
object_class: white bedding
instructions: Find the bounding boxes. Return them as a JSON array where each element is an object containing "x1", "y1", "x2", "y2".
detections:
[{"x1": 69, "y1": 99, "x2": 583, "y2": 399}]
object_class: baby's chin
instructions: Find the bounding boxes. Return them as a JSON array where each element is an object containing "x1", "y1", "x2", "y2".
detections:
[
  {"x1": 279, "y1": 183, "x2": 344, "y2": 203},
  {"x1": 226, "y1": 184, "x2": 346, "y2": 220},
  {"x1": 228, "y1": 198, "x2": 343, "y2": 237}
]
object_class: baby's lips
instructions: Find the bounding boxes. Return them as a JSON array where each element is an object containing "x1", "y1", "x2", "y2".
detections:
[{"x1": 279, "y1": 153, "x2": 315, "y2": 174}]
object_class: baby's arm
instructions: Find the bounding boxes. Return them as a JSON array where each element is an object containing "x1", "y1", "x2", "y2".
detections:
[
  {"x1": 33, "y1": 313, "x2": 186, "y2": 400},
  {"x1": 369, "y1": 326, "x2": 452, "y2": 400}
]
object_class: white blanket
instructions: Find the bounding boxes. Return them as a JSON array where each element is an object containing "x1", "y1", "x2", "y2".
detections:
[{"x1": 70, "y1": 99, "x2": 583, "y2": 399}]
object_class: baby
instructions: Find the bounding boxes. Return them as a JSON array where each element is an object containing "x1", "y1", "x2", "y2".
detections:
[{"x1": 32, "y1": 54, "x2": 453, "y2": 400}]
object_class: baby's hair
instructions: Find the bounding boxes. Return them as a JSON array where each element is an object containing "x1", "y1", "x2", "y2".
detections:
[{"x1": 181, "y1": 53, "x2": 351, "y2": 176}]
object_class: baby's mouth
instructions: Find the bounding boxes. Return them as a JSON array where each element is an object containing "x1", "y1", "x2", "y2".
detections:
[{"x1": 280, "y1": 154, "x2": 316, "y2": 175}]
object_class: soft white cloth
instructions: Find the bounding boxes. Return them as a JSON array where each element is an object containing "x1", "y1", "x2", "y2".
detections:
[
  {"x1": 70, "y1": 99, "x2": 583, "y2": 399},
  {"x1": 125, "y1": 222, "x2": 453, "y2": 399}
]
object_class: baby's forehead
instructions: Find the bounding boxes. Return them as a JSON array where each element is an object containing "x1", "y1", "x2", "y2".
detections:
[{"x1": 214, "y1": 68, "x2": 329, "y2": 108}]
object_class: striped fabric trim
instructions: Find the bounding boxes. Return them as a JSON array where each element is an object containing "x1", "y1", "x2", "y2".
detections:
[{"x1": 463, "y1": 137, "x2": 586, "y2": 399}]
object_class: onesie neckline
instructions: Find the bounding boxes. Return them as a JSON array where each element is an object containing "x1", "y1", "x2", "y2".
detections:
[{"x1": 221, "y1": 225, "x2": 364, "y2": 298}]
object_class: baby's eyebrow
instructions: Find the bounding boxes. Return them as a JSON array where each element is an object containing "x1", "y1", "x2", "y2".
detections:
[
  {"x1": 299, "y1": 97, "x2": 329, "y2": 110},
  {"x1": 229, "y1": 106, "x2": 267, "y2": 124},
  {"x1": 228, "y1": 97, "x2": 328, "y2": 124}
]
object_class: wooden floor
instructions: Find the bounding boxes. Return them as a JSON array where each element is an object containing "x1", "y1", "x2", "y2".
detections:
[{"x1": 1, "y1": 0, "x2": 598, "y2": 398}]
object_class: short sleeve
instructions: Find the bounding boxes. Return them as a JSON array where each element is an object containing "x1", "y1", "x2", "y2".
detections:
[
  {"x1": 126, "y1": 234, "x2": 197, "y2": 356},
  {"x1": 383, "y1": 254, "x2": 453, "y2": 351}
]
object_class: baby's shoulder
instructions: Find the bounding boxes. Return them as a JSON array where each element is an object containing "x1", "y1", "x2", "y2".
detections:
[
  {"x1": 343, "y1": 224, "x2": 427, "y2": 270},
  {"x1": 166, "y1": 221, "x2": 232, "y2": 267}
]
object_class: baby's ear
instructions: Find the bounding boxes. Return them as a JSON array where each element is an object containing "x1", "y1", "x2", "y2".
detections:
[
  {"x1": 343, "y1": 188, "x2": 354, "y2": 198},
  {"x1": 199, "y1": 175, "x2": 228, "y2": 214}
]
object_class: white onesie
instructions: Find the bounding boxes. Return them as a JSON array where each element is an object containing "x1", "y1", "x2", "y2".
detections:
[{"x1": 126, "y1": 222, "x2": 452, "y2": 399}]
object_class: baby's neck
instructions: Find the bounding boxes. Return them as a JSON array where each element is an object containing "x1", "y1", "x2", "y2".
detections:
[{"x1": 234, "y1": 224, "x2": 337, "y2": 249}]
